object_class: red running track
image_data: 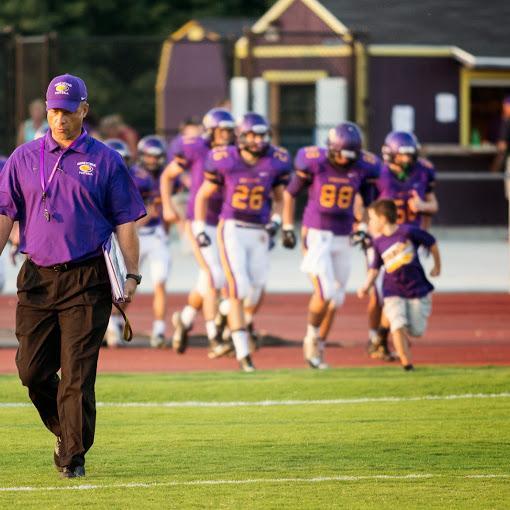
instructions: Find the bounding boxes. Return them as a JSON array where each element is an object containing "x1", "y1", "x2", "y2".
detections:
[{"x1": 0, "y1": 293, "x2": 509, "y2": 373}]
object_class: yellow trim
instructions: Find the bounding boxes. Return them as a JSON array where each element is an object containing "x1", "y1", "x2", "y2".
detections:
[
  {"x1": 155, "y1": 40, "x2": 173, "y2": 132},
  {"x1": 354, "y1": 41, "x2": 368, "y2": 137},
  {"x1": 170, "y1": 19, "x2": 220, "y2": 42},
  {"x1": 460, "y1": 69, "x2": 510, "y2": 146},
  {"x1": 235, "y1": 36, "x2": 249, "y2": 60},
  {"x1": 171, "y1": 20, "x2": 199, "y2": 41},
  {"x1": 262, "y1": 70, "x2": 327, "y2": 83},
  {"x1": 301, "y1": 0, "x2": 350, "y2": 36},
  {"x1": 369, "y1": 45, "x2": 459, "y2": 58},
  {"x1": 252, "y1": 44, "x2": 351, "y2": 58},
  {"x1": 252, "y1": 0, "x2": 349, "y2": 35}
]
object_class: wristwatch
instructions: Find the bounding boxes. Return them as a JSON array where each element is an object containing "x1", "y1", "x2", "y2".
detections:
[{"x1": 126, "y1": 273, "x2": 142, "y2": 285}]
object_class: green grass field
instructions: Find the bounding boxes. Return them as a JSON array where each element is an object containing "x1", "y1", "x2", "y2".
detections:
[{"x1": 0, "y1": 367, "x2": 509, "y2": 509}]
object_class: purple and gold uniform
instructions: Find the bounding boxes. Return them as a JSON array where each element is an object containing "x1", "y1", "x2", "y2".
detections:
[
  {"x1": 173, "y1": 136, "x2": 223, "y2": 226},
  {"x1": 370, "y1": 224, "x2": 435, "y2": 336},
  {"x1": 376, "y1": 158, "x2": 436, "y2": 227},
  {"x1": 289, "y1": 146, "x2": 380, "y2": 235},
  {"x1": 204, "y1": 144, "x2": 291, "y2": 300},
  {"x1": 205, "y1": 145, "x2": 291, "y2": 225},
  {"x1": 286, "y1": 147, "x2": 380, "y2": 306}
]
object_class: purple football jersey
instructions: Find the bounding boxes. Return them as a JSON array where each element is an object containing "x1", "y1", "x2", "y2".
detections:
[
  {"x1": 287, "y1": 147, "x2": 381, "y2": 235},
  {"x1": 370, "y1": 224, "x2": 435, "y2": 299},
  {"x1": 376, "y1": 158, "x2": 436, "y2": 227},
  {"x1": 173, "y1": 136, "x2": 223, "y2": 226},
  {"x1": 205, "y1": 145, "x2": 291, "y2": 224},
  {"x1": 130, "y1": 164, "x2": 162, "y2": 228}
]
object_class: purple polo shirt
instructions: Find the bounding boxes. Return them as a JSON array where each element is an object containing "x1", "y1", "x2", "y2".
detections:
[{"x1": 0, "y1": 130, "x2": 146, "y2": 266}]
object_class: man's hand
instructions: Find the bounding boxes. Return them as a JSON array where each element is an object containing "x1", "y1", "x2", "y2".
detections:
[
  {"x1": 408, "y1": 190, "x2": 426, "y2": 213},
  {"x1": 350, "y1": 226, "x2": 372, "y2": 251},
  {"x1": 282, "y1": 228, "x2": 296, "y2": 249},
  {"x1": 265, "y1": 214, "x2": 282, "y2": 238},
  {"x1": 9, "y1": 242, "x2": 19, "y2": 265},
  {"x1": 123, "y1": 278, "x2": 138, "y2": 303},
  {"x1": 197, "y1": 231, "x2": 211, "y2": 248},
  {"x1": 192, "y1": 221, "x2": 211, "y2": 248},
  {"x1": 162, "y1": 204, "x2": 180, "y2": 224}
]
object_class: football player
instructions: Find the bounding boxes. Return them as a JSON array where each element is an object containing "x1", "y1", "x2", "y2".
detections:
[
  {"x1": 194, "y1": 112, "x2": 291, "y2": 371},
  {"x1": 366, "y1": 131, "x2": 438, "y2": 360},
  {"x1": 160, "y1": 108, "x2": 235, "y2": 355},
  {"x1": 128, "y1": 135, "x2": 172, "y2": 348},
  {"x1": 283, "y1": 122, "x2": 380, "y2": 369}
]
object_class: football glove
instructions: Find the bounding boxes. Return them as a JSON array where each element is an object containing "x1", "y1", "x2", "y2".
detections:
[{"x1": 282, "y1": 228, "x2": 297, "y2": 249}]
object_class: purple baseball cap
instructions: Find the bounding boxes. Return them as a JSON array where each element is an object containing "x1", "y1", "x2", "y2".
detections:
[{"x1": 46, "y1": 74, "x2": 88, "y2": 112}]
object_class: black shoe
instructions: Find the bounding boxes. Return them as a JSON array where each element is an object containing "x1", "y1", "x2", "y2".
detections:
[
  {"x1": 54, "y1": 436, "x2": 64, "y2": 472},
  {"x1": 61, "y1": 465, "x2": 85, "y2": 478},
  {"x1": 171, "y1": 312, "x2": 190, "y2": 354},
  {"x1": 403, "y1": 364, "x2": 415, "y2": 372},
  {"x1": 207, "y1": 339, "x2": 235, "y2": 359},
  {"x1": 247, "y1": 323, "x2": 260, "y2": 353},
  {"x1": 239, "y1": 355, "x2": 256, "y2": 372}
]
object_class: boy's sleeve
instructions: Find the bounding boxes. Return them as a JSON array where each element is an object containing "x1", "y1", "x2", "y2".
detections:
[
  {"x1": 368, "y1": 245, "x2": 384, "y2": 270},
  {"x1": 409, "y1": 226, "x2": 436, "y2": 248}
]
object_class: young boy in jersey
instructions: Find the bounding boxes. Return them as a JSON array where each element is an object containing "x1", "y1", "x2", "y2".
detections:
[
  {"x1": 357, "y1": 199, "x2": 441, "y2": 370},
  {"x1": 367, "y1": 131, "x2": 438, "y2": 361},
  {"x1": 194, "y1": 112, "x2": 291, "y2": 372},
  {"x1": 283, "y1": 122, "x2": 380, "y2": 369}
]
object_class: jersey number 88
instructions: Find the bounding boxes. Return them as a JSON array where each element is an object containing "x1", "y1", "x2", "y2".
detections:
[{"x1": 319, "y1": 184, "x2": 353, "y2": 209}]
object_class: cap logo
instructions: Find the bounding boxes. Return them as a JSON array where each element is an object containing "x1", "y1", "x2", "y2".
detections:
[{"x1": 55, "y1": 82, "x2": 72, "y2": 95}]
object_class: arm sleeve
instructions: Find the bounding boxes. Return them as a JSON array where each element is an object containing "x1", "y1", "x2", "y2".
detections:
[
  {"x1": 409, "y1": 226, "x2": 436, "y2": 248},
  {"x1": 425, "y1": 165, "x2": 436, "y2": 193},
  {"x1": 203, "y1": 150, "x2": 224, "y2": 186},
  {"x1": 287, "y1": 148, "x2": 313, "y2": 196},
  {"x1": 359, "y1": 161, "x2": 381, "y2": 207},
  {"x1": 0, "y1": 154, "x2": 23, "y2": 221},
  {"x1": 273, "y1": 153, "x2": 292, "y2": 188},
  {"x1": 106, "y1": 154, "x2": 147, "y2": 225}
]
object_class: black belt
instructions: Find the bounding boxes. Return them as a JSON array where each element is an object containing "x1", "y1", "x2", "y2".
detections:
[{"x1": 31, "y1": 255, "x2": 103, "y2": 272}]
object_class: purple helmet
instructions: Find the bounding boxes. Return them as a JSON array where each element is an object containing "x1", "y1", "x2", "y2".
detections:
[
  {"x1": 105, "y1": 138, "x2": 131, "y2": 161},
  {"x1": 236, "y1": 112, "x2": 270, "y2": 155},
  {"x1": 382, "y1": 131, "x2": 420, "y2": 164},
  {"x1": 0, "y1": 156, "x2": 7, "y2": 172},
  {"x1": 137, "y1": 135, "x2": 166, "y2": 171},
  {"x1": 203, "y1": 108, "x2": 235, "y2": 138},
  {"x1": 327, "y1": 122, "x2": 362, "y2": 162}
]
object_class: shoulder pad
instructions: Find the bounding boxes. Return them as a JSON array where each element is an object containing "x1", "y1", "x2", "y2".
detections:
[
  {"x1": 272, "y1": 146, "x2": 290, "y2": 163},
  {"x1": 301, "y1": 146, "x2": 322, "y2": 160},
  {"x1": 361, "y1": 151, "x2": 379, "y2": 165}
]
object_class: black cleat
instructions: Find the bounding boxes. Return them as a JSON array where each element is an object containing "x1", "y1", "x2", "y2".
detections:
[
  {"x1": 61, "y1": 465, "x2": 85, "y2": 478},
  {"x1": 247, "y1": 323, "x2": 260, "y2": 353},
  {"x1": 403, "y1": 364, "x2": 415, "y2": 372},
  {"x1": 208, "y1": 339, "x2": 235, "y2": 359},
  {"x1": 239, "y1": 355, "x2": 256, "y2": 372},
  {"x1": 367, "y1": 328, "x2": 398, "y2": 362},
  {"x1": 171, "y1": 312, "x2": 190, "y2": 354},
  {"x1": 54, "y1": 436, "x2": 64, "y2": 472}
]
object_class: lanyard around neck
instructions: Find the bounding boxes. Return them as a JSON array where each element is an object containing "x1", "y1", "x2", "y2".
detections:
[{"x1": 39, "y1": 136, "x2": 80, "y2": 194}]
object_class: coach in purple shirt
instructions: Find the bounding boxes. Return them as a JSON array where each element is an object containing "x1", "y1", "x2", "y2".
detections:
[{"x1": 0, "y1": 74, "x2": 146, "y2": 478}]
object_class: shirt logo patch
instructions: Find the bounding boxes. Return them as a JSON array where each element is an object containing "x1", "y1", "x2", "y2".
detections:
[
  {"x1": 382, "y1": 241, "x2": 415, "y2": 273},
  {"x1": 55, "y1": 82, "x2": 72, "y2": 95},
  {"x1": 78, "y1": 161, "x2": 96, "y2": 175}
]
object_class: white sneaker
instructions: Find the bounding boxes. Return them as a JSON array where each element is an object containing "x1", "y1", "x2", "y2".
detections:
[
  {"x1": 303, "y1": 336, "x2": 328, "y2": 369},
  {"x1": 150, "y1": 333, "x2": 165, "y2": 348}
]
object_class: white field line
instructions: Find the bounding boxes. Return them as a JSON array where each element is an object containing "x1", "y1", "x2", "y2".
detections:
[
  {"x1": 1, "y1": 392, "x2": 510, "y2": 409},
  {"x1": 1, "y1": 474, "x2": 509, "y2": 493}
]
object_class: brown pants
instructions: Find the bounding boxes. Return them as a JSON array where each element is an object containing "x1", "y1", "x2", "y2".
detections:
[{"x1": 15, "y1": 256, "x2": 112, "y2": 468}]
